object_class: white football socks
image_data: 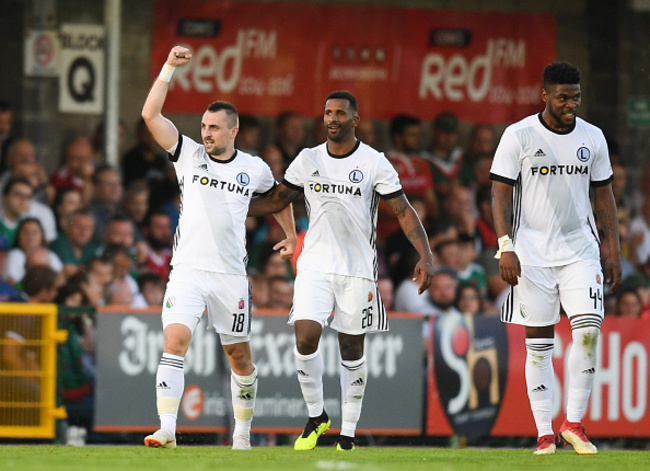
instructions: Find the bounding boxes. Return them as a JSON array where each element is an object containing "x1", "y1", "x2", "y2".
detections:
[
  {"x1": 231, "y1": 367, "x2": 258, "y2": 438},
  {"x1": 156, "y1": 352, "x2": 185, "y2": 434},
  {"x1": 566, "y1": 315, "x2": 601, "y2": 423},
  {"x1": 294, "y1": 346, "x2": 325, "y2": 418},
  {"x1": 525, "y1": 338, "x2": 555, "y2": 437},
  {"x1": 340, "y1": 356, "x2": 367, "y2": 438}
]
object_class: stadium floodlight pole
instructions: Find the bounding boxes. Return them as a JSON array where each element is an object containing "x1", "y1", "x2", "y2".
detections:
[{"x1": 103, "y1": 0, "x2": 121, "y2": 169}]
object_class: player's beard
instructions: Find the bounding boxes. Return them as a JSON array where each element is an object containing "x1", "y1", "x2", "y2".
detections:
[
  {"x1": 327, "y1": 121, "x2": 353, "y2": 143},
  {"x1": 205, "y1": 141, "x2": 227, "y2": 156},
  {"x1": 548, "y1": 106, "x2": 576, "y2": 131}
]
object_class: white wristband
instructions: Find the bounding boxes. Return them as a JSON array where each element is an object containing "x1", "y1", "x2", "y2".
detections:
[
  {"x1": 494, "y1": 235, "x2": 514, "y2": 259},
  {"x1": 158, "y1": 63, "x2": 176, "y2": 83}
]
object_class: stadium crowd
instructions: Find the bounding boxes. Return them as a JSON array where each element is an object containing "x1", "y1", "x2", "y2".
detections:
[{"x1": 1, "y1": 97, "x2": 650, "y2": 442}]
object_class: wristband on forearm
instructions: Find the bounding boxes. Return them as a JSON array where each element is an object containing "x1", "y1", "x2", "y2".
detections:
[
  {"x1": 158, "y1": 63, "x2": 176, "y2": 83},
  {"x1": 494, "y1": 235, "x2": 514, "y2": 259}
]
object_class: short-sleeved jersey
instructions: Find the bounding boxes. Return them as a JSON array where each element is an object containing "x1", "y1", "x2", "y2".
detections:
[
  {"x1": 489, "y1": 114, "x2": 613, "y2": 267},
  {"x1": 168, "y1": 135, "x2": 276, "y2": 275},
  {"x1": 284, "y1": 140, "x2": 403, "y2": 280}
]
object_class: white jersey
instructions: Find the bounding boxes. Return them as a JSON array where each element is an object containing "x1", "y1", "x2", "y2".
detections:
[
  {"x1": 489, "y1": 114, "x2": 613, "y2": 267},
  {"x1": 168, "y1": 135, "x2": 276, "y2": 275},
  {"x1": 285, "y1": 140, "x2": 402, "y2": 280}
]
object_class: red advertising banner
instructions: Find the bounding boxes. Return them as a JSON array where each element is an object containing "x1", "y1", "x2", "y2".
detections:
[
  {"x1": 427, "y1": 315, "x2": 650, "y2": 438},
  {"x1": 152, "y1": 1, "x2": 556, "y2": 122}
]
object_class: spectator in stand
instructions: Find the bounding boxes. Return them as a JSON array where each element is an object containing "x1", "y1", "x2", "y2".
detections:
[
  {"x1": 425, "y1": 112, "x2": 464, "y2": 202},
  {"x1": 3, "y1": 218, "x2": 63, "y2": 285},
  {"x1": 122, "y1": 118, "x2": 175, "y2": 210},
  {"x1": 394, "y1": 265, "x2": 459, "y2": 317},
  {"x1": 100, "y1": 215, "x2": 148, "y2": 273},
  {"x1": 0, "y1": 236, "x2": 18, "y2": 299},
  {"x1": 50, "y1": 135, "x2": 95, "y2": 204},
  {"x1": 356, "y1": 119, "x2": 377, "y2": 147},
  {"x1": 256, "y1": 240, "x2": 292, "y2": 280},
  {"x1": 309, "y1": 114, "x2": 328, "y2": 147},
  {"x1": 267, "y1": 275, "x2": 294, "y2": 310},
  {"x1": 455, "y1": 233, "x2": 488, "y2": 298},
  {"x1": 52, "y1": 187, "x2": 83, "y2": 233},
  {"x1": 11, "y1": 159, "x2": 55, "y2": 207},
  {"x1": 459, "y1": 124, "x2": 497, "y2": 186},
  {"x1": 0, "y1": 139, "x2": 37, "y2": 193},
  {"x1": 615, "y1": 287, "x2": 643, "y2": 318},
  {"x1": 67, "y1": 270, "x2": 105, "y2": 307},
  {"x1": 86, "y1": 255, "x2": 115, "y2": 296},
  {"x1": 275, "y1": 111, "x2": 305, "y2": 169},
  {"x1": 0, "y1": 178, "x2": 34, "y2": 245},
  {"x1": 380, "y1": 115, "x2": 439, "y2": 243},
  {"x1": 260, "y1": 143, "x2": 285, "y2": 181},
  {"x1": 49, "y1": 209, "x2": 99, "y2": 278},
  {"x1": 141, "y1": 210, "x2": 173, "y2": 282},
  {"x1": 249, "y1": 272, "x2": 269, "y2": 310},
  {"x1": 629, "y1": 196, "x2": 650, "y2": 268},
  {"x1": 441, "y1": 183, "x2": 476, "y2": 236},
  {"x1": 102, "y1": 244, "x2": 147, "y2": 308},
  {"x1": 465, "y1": 154, "x2": 494, "y2": 220},
  {"x1": 121, "y1": 181, "x2": 149, "y2": 241},
  {"x1": 87, "y1": 164, "x2": 127, "y2": 244},
  {"x1": 138, "y1": 272, "x2": 166, "y2": 307},
  {"x1": 474, "y1": 185, "x2": 497, "y2": 254},
  {"x1": 236, "y1": 115, "x2": 262, "y2": 155},
  {"x1": 455, "y1": 283, "x2": 483, "y2": 315}
]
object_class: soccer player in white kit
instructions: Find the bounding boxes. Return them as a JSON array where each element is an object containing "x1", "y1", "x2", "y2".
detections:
[
  {"x1": 140, "y1": 46, "x2": 297, "y2": 450},
  {"x1": 490, "y1": 62, "x2": 622, "y2": 455},
  {"x1": 249, "y1": 91, "x2": 435, "y2": 450}
]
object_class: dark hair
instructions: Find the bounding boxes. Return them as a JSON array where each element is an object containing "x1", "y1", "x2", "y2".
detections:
[
  {"x1": 53, "y1": 186, "x2": 81, "y2": 211},
  {"x1": 276, "y1": 111, "x2": 300, "y2": 128},
  {"x1": 0, "y1": 100, "x2": 12, "y2": 112},
  {"x1": 206, "y1": 101, "x2": 238, "y2": 128},
  {"x1": 326, "y1": 91, "x2": 358, "y2": 113},
  {"x1": 3, "y1": 177, "x2": 32, "y2": 197},
  {"x1": 543, "y1": 61, "x2": 580, "y2": 88},
  {"x1": 138, "y1": 271, "x2": 165, "y2": 291},
  {"x1": 143, "y1": 209, "x2": 170, "y2": 227},
  {"x1": 91, "y1": 163, "x2": 119, "y2": 185},
  {"x1": 389, "y1": 114, "x2": 421, "y2": 138},
  {"x1": 454, "y1": 282, "x2": 482, "y2": 313},
  {"x1": 14, "y1": 217, "x2": 46, "y2": 249},
  {"x1": 23, "y1": 265, "x2": 58, "y2": 297}
]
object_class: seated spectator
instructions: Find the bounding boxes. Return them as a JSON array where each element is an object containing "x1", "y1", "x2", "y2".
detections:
[
  {"x1": 102, "y1": 244, "x2": 147, "y2": 307},
  {"x1": 455, "y1": 283, "x2": 483, "y2": 315},
  {"x1": 121, "y1": 181, "x2": 149, "y2": 241},
  {"x1": 0, "y1": 177, "x2": 33, "y2": 245},
  {"x1": 236, "y1": 115, "x2": 262, "y2": 155},
  {"x1": 616, "y1": 287, "x2": 643, "y2": 318},
  {"x1": 356, "y1": 118, "x2": 377, "y2": 147},
  {"x1": 249, "y1": 272, "x2": 269, "y2": 310},
  {"x1": 138, "y1": 272, "x2": 165, "y2": 307},
  {"x1": 3, "y1": 217, "x2": 63, "y2": 285},
  {"x1": 275, "y1": 111, "x2": 305, "y2": 169},
  {"x1": 52, "y1": 187, "x2": 83, "y2": 233},
  {"x1": 49, "y1": 209, "x2": 99, "y2": 278},
  {"x1": 141, "y1": 210, "x2": 173, "y2": 282},
  {"x1": 49, "y1": 135, "x2": 95, "y2": 204},
  {"x1": 86, "y1": 255, "x2": 114, "y2": 293},
  {"x1": 87, "y1": 164, "x2": 127, "y2": 244},
  {"x1": 122, "y1": 118, "x2": 175, "y2": 210},
  {"x1": 267, "y1": 275, "x2": 293, "y2": 310},
  {"x1": 425, "y1": 112, "x2": 464, "y2": 201},
  {"x1": 11, "y1": 160, "x2": 54, "y2": 207},
  {"x1": 260, "y1": 143, "x2": 284, "y2": 181},
  {"x1": 377, "y1": 276, "x2": 394, "y2": 311},
  {"x1": 67, "y1": 270, "x2": 105, "y2": 307}
]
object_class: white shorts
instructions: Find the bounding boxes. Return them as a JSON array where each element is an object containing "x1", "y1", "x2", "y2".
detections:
[
  {"x1": 289, "y1": 270, "x2": 388, "y2": 335},
  {"x1": 500, "y1": 260, "x2": 605, "y2": 326},
  {"x1": 162, "y1": 265, "x2": 251, "y2": 342}
]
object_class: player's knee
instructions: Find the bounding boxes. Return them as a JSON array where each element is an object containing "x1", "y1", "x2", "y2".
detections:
[
  {"x1": 571, "y1": 326, "x2": 600, "y2": 356},
  {"x1": 295, "y1": 337, "x2": 319, "y2": 355}
]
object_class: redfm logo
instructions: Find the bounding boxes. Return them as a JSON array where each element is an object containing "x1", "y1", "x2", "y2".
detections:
[
  {"x1": 181, "y1": 384, "x2": 205, "y2": 421},
  {"x1": 433, "y1": 314, "x2": 508, "y2": 440}
]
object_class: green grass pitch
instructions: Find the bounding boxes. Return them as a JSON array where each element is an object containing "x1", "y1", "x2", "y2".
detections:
[{"x1": 0, "y1": 446, "x2": 647, "y2": 471}]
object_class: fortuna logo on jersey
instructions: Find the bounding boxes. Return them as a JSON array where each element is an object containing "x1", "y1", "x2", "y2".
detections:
[
  {"x1": 530, "y1": 165, "x2": 588, "y2": 176},
  {"x1": 308, "y1": 181, "x2": 362, "y2": 196},
  {"x1": 192, "y1": 174, "x2": 250, "y2": 196}
]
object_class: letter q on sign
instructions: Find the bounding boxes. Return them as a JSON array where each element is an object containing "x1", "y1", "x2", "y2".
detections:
[{"x1": 67, "y1": 56, "x2": 95, "y2": 103}]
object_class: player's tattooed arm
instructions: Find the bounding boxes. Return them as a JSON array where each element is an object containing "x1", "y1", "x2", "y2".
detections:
[
  {"x1": 594, "y1": 184, "x2": 622, "y2": 292},
  {"x1": 248, "y1": 183, "x2": 302, "y2": 217},
  {"x1": 386, "y1": 194, "x2": 435, "y2": 294},
  {"x1": 490, "y1": 181, "x2": 514, "y2": 238}
]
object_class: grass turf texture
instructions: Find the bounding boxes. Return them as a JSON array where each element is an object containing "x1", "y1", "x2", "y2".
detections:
[{"x1": 0, "y1": 446, "x2": 647, "y2": 471}]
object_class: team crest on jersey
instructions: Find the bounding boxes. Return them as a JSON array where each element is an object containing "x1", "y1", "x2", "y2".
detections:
[
  {"x1": 368, "y1": 291, "x2": 373, "y2": 302},
  {"x1": 166, "y1": 297, "x2": 175, "y2": 308},
  {"x1": 576, "y1": 146, "x2": 590, "y2": 162},
  {"x1": 349, "y1": 169, "x2": 364, "y2": 183},
  {"x1": 238, "y1": 298, "x2": 245, "y2": 309},
  {"x1": 236, "y1": 172, "x2": 250, "y2": 186},
  {"x1": 596, "y1": 274, "x2": 602, "y2": 285}
]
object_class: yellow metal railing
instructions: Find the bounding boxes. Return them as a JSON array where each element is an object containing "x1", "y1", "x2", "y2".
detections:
[{"x1": 0, "y1": 303, "x2": 68, "y2": 438}]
